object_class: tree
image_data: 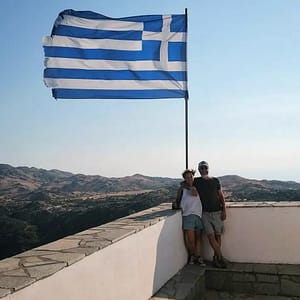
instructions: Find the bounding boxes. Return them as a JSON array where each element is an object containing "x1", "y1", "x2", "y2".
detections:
[{"x1": 0, "y1": 216, "x2": 39, "y2": 259}]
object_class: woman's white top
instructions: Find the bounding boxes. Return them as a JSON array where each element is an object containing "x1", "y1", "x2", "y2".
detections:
[{"x1": 180, "y1": 188, "x2": 202, "y2": 217}]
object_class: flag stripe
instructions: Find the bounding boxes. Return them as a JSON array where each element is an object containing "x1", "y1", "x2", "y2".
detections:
[
  {"x1": 57, "y1": 14, "x2": 144, "y2": 31},
  {"x1": 44, "y1": 78, "x2": 185, "y2": 90},
  {"x1": 53, "y1": 25, "x2": 143, "y2": 40},
  {"x1": 44, "y1": 68, "x2": 187, "y2": 81},
  {"x1": 45, "y1": 57, "x2": 186, "y2": 71},
  {"x1": 55, "y1": 10, "x2": 167, "y2": 31},
  {"x1": 44, "y1": 35, "x2": 142, "y2": 50},
  {"x1": 44, "y1": 41, "x2": 186, "y2": 61},
  {"x1": 44, "y1": 41, "x2": 162, "y2": 60},
  {"x1": 53, "y1": 24, "x2": 186, "y2": 42},
  {"x1": 52, "y1": 88, "x2": 186, "y2": 99}
]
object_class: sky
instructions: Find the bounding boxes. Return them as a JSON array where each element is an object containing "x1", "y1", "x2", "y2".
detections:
[{"x1": 0, "y1": 0, "x2": 300, "y2": 182}]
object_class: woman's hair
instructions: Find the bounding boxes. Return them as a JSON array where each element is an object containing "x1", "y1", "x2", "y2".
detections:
[{"x1": 182, "y1": 169, "x2": 196, "y2": 179}]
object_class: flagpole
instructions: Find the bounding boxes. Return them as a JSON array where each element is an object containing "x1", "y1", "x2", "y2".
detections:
[
  {"x1": 185, "y1": 8, "x2": 189, "y2": 169},
  {"x1": 185, "y1": 96, "x2": 189, "y2": 169}
]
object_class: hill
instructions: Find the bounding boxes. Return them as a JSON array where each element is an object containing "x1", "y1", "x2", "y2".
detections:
[
  {"x1": 0, "y1": 164, "x2": 179, "y2": 201},
  {"x1": 1, "y1": 164, "x2": 300, "y2": 259},
  {"x1": 1, "y1": 164, "x2": 300, "y2": 203},
  {"x1": 219, "y1": 175, "x2": 300, "y2": 201}
]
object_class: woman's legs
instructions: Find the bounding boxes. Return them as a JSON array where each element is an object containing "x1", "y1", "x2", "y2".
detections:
[
  {"x1": 184, "y1": 229, "x2": 205, "y2": 265},
  {"x1": 182, "y1": 215, "x2": 204, "y2": 264},
  {"x1": 195, "y1": 230, "x2": 202, "y2": 257},
  {"x1": 185, "y1": 229, "x2": 196, "y2": 256}
]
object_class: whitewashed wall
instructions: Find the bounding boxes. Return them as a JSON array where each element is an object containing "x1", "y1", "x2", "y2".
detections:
[
  {"x1": 3, "y1": 211, "x2": 187, "y2": 300},
  {"x1": 202, "y1": 202, "x2": 300, "y2": 264}
]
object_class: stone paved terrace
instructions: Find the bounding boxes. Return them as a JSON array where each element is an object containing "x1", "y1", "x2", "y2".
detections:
[
  {"x1": 0, "y1": 203, "x2": 179, "y2": 299},
  {"x1": 205, "y1": 261, "x2": 300, "y2": 299},
  {"x1": 151, "y1": 261, "x2": 300, "y2": 300},
  {"x1": 205, "y1": 289, "x2": 300, "y2": 300}
]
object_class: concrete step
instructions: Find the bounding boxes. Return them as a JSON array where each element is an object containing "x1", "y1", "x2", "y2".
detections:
[
  {"x1": 151, "y1": 262, "x2": 300, "y2": 300},
  {"x1": 151, "y1": 264, "x2": 206, "y2": 300},
  {"x1": 205, "y1": 261, "x2": 300, "y2": 298},
  {"x1": 204, "y1": 288, "x2": 300, "y2": 299}
]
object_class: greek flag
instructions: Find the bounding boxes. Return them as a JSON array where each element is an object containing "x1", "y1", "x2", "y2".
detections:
[{"x1": 43, "y1": 9, "x2": 187, "y2": 99}]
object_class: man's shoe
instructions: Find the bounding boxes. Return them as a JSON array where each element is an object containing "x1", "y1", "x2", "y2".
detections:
[
  {"x1": 218, "y1": 256, "x2": 228, "y2": 269},
  {"x1": 213, "y1": 255, "x2": 222, "y2": 268}
]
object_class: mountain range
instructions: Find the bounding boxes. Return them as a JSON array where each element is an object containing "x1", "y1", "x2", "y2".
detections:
[
  {"x1": 1, "y1": 163, "x2": 300, "y2": 202},
  {"x1": 0, "y1": 164, "x2": 178, "y2": 192}
]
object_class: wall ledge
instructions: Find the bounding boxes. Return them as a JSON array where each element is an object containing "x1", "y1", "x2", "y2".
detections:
[
  {"x1": 0, "y1": 203, "x2": 176, "y2": 298},
  {"x1": 226, "y1": 201, "x2": 300, "y2": 208}
]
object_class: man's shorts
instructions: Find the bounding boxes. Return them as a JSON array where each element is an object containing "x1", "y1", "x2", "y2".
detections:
[
  {"x1": 182, "y1": 214, "x2": 204, "y2": 231},
  {"x1": 202, "y1": 211, "x2": 224, "y2": 235}
]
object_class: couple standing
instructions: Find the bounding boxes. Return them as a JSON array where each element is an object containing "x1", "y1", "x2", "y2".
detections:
[{"x1": 176, "y1": 161, "x2": 227, "y2": 268}]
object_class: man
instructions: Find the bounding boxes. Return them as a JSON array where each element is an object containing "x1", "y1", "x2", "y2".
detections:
[{"x1": 193, "y1": 161, "x2": 227, "y2": 268}]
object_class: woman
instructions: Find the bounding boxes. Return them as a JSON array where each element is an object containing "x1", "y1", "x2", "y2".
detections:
[{"x1": 176, "y1": 169, "x2": 205, "y2": 265}]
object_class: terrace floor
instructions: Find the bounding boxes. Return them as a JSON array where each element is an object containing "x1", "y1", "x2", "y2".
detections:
[
  {"x1": 205, "y1": 289, "x2": 300, "y2": 299},
  {"x1": 152, "y1": 261, "x2": 300, "y2": 300}
]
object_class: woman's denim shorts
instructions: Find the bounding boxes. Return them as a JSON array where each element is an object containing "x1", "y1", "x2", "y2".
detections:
[{"x1": 182, "y1": 214, "x2": 203, "y2": 231}]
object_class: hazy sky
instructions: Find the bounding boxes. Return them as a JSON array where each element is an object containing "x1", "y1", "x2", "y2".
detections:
[{"x1": 1, "y1": 0, "x2": 299, "y2": 181}]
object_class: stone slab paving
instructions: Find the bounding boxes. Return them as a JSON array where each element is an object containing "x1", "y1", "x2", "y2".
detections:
[
  {"x1": 26, "y1": 263, "x2": 66, "y2": 280},
  {"x1": 0, "y1": 259, "x2": 20, "y2": 273},
  {"x1": 35, "y1": 238, "x2": 80, "y2": 251},
  {"x1": 0, "y1": 289, "x2": 10, "y2": 298},
  {"x1": 60, "y1": 246, "x2": 99, "y2": 256},
  {"x1": 79, "y1": 238, "x2": 112, "y2": 249},
  {"x1": 0, "y1": 276, "x2": 35, "y2": 291},
  {"x1": 204, "y1": 289, "x2": 300, "y2": 299},
  {"x1": 151, "y1": 264, "x2": 206, "y2": 300},
  {"x1": 150, "y1": 261, "x2": 300, "y2": 300},
  {"x1": 205, "y1": 261, "x2": 300, "y2": 298},
  {"x1": 39, "y1": 252, "x2": 85, "y2": 266},
  {"x1": 0, "y1": 203, "x2": 175, "y2": 298}
]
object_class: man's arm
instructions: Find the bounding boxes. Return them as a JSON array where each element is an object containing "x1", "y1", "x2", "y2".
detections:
[
  {"x1": 218, "y1": 189, "x2": 226, "y2": 220},
  {"x1": 180, "y1": 181, "x2": 198, "y2": 196}
]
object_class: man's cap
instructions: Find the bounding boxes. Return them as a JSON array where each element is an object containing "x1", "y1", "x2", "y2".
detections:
[{"x1": 198, "y1": 161, "x2": 209, "y2": 169}]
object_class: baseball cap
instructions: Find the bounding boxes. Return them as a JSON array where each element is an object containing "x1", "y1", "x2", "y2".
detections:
[{"x1": 198, "y1": 161, "x2": 209, "y2": 170}]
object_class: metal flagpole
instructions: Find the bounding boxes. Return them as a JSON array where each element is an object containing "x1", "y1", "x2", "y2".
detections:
[
  {"x1": 185, "y1": 8, "x2": 189, "y2": 169},
  {"x1": 185, "y1": 96, "x2": 189, "y2": 169}
]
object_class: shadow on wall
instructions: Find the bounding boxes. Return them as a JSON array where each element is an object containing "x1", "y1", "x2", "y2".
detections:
[{"x1": 141, "y1": 210, "x2": 187, "y2": 295}]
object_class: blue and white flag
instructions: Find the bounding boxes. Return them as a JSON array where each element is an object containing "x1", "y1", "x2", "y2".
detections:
[{"x1": 43, "y1": 9, "x2": 187, "y2": 99}]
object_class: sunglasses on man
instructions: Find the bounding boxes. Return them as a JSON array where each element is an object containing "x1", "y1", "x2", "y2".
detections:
[{"x1": 199, "y1": 166, "x2": 208, "y2": 170}]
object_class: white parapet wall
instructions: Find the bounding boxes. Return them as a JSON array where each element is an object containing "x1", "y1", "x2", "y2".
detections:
[
  {"x1": 1, "y1": 202, "x2": 300, "y2": 300},
  {"x1": 202, "y1": 201, "x2": 300, "y2": 264},
  {"x1": 0, "y1": 204, "x2": 187, "y2": 300}
]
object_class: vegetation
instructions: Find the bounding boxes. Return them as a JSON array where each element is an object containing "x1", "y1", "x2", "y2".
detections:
[{"x1": 0, "y1": 188, "x2": 175, "y2": 260}]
